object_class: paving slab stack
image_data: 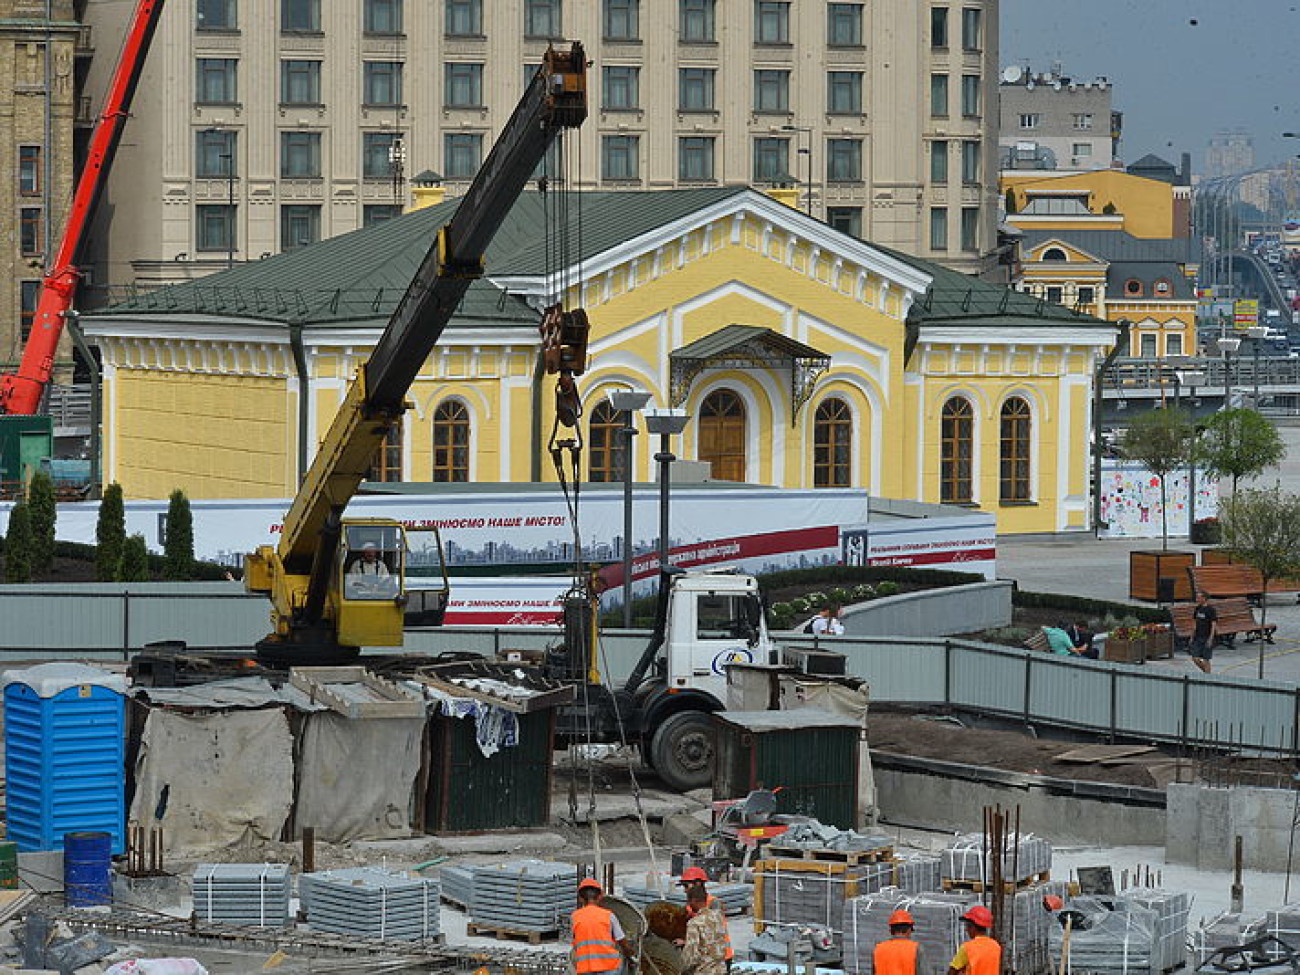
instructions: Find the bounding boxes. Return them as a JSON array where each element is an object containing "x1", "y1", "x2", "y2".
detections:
[
  {"x1": 1049, "y1": 896, "x2": 1158, "y2": 975},
  {"x1": 300, "y1": 866, "x2": 441, "y2": 941},
  {"x1": 1191, "y1": 912, "x2": 1246, "y2": 966},
  {"x1": 1007, "y1": 881, "x2": 1071, "y2": 975},
  {"x1": 842, "y1": 892, "x2": 971, "y2": 975},
  {"x1": 439, "y1": 864, "x2": 476, "y2": 910},
  {"x1": 941, "y1": 834, "x2": 1053, "y2": 886},
  {"x1": 757, "y1": 859, "x2": 893, "y2": 933},
  {"x1": 891, "y1": 855, "x2": 943, "y2": 895},
  {"x1": 191, "y1": 863, "x2": 292, "y2": 928},
  {"x1": 1245, "y1": 904, "x2": 1300, "y2": 961},
  {"x1": 1123, "y1": 888, "x2": 1191, "y2": 973},
  {"x1": 469, "y1": 859, "x2": 578, "y2": 935},
  {"x1": 624, "y1": 875, "x2": 753, "y2": 915},
  {"x1": 775, "y1": 822, "x2": 895, "y2": 854}
]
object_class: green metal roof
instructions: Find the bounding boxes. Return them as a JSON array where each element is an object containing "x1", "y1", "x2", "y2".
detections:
[
  {"x1": 95, "y1": 184, "x2": 1107, "y2": 333},
  {"x1": 97, "y1": 187, "x2": 749, "y2": 326}
]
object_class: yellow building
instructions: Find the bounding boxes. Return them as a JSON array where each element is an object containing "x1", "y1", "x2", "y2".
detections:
[
  {"x1": 1003, "y1": 167, "x2": 1185, "y2": 239},
  {"x1": 81, "y1": 188, "x2": 1114, "y2": 534}
]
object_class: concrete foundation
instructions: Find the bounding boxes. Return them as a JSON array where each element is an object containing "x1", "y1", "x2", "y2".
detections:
[
  {"x1": 1166, "y1": 783, "x2": 1300, "y2": 872},
  {"x1": 874, "y1": 753, "x2": 1166, "y2": 846},
  {"x1": 17, "y1": 851, "x2": 63, "y2": 894}
]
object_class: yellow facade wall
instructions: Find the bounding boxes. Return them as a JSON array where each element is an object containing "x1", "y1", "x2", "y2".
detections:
[
  {"x1": 113, "y1": 369, "x2": 292, "y2": 499},
  {"x1": 1003, "y1": 170, "x2": 1176, "y2": 238}
]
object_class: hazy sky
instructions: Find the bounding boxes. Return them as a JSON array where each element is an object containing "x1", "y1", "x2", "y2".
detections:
[{"x1": 1000, "y1": 0, "x2": 1300, "y2": 172}]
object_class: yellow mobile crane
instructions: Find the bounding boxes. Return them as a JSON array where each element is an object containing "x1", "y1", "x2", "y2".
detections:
[{"x1": 243, "y1": 44, "x2": 588, "y2": 663}]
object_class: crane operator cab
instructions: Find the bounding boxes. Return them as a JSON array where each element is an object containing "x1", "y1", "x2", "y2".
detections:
[{"x1": 342, "y1": 528, "x2": 400, "y2": 600}]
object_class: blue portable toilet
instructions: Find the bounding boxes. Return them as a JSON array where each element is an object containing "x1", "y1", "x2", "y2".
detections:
[{"x1": 3, "y1": 663, "x2": 127, "y2": 854}]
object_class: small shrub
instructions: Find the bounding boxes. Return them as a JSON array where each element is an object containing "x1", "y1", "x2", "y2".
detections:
[
  {"x1": 4, "y1": 503, "x2": 33, "y2": 583},
  {"x1": 27, "y1": 471, "x2": 56, "y2": 575},
  {"x1": 769, "y1": 602, "x2": 796, "y2": 629},
  {"x1": 829, "y1": 587, "x2": 852, "y2": 605},
  {"x1": 120, "y1": 534, "x2": 151, "y2": 582},
  {"x1": 789, "y1": 596, "x2": 811, "y2": 614},
  {"x1": 985, "y1": 626, "x2": 1033, "y2": 646},
  {"x1": 875, "y1": 580, "x2": 900, "y2": 597},
  {"x1": 851, "y1": 583, "x2": 876, "y2": 600},
  {"x1": 163, "y1": 488, "x2": 195, "y2": 580},
  {"x1": 96, "y1": 483, "x2": 126, "y2": 582},
  {"x1": 805, "y1": 591, "x2": 829, "y2": 608}
]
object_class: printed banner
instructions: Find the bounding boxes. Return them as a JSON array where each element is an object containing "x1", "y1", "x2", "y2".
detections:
[{"x1": 1097, "y1": 460, "x2": 1220, "y2": 538}]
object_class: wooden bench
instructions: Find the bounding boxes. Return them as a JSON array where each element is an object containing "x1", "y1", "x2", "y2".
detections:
[
  {"x1": 1023, "y1": 630, "x2": 1052, "y2": 654},
  {"x1": 1169, "y1": 597, "x2": 1277, "y2": 649},
  {"x1": 1187, "y1": 565, "x2": 1265, "y2": 604}
]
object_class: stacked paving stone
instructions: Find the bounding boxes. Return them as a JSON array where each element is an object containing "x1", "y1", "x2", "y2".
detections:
[
  {"x1": 1123, "y1": 888, "x2": 1191, "y2": 973},
  {"x1": 1049, "y1": 897, "x2": 1157, "y2": 975},
  {"x1": 891, "y1": 855, "x2": 943, "y2": 895},
  {"x1": 1191, "y1": 912, "x2": 1246, "y2": 966},
  {"x1": 439, "y1": 864, "x2": 477, "y2": 910},
  {"x1": 942, "y1": 834, "x2": 1052, "y2": 885},
  {"x1": 623, "y1": 876, "x2": 752, "y2": 915},
  {"x1": 758, "y1": 860, "x2": 893, "y2": 932},
  {"x1": 300, "y1": 866, "x2": 440, "y2": 941},
  {"x1": 469, "y1": 860, "x2": 578, "y2": 935},
  {"x1": 1243, "y1": 905, "x2": 1300, "y2": 962},
  {"x1": 191, "y1": 864, "x2": 292, "y2": 928},
  {"x1": 776, "y1": 822, "x2": 895, "y2": 854},
  {"x1": 842, "y1": 893, "x2": 971, "y2": 975},
  {"x1": 1007, "y1": 882, "x2": 1071, "y2": 975}
]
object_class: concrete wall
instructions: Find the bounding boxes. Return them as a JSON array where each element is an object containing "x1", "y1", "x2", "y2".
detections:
[
  {"x1": 1166, "y1": 783, "x2": 1299, "y2": 872},
  {"x1": 842, "y1": 581, "x2": 1013, "y2": 637},
  {"x1": 875, "y1": 753, "x2": 1166, "y2": 846}
]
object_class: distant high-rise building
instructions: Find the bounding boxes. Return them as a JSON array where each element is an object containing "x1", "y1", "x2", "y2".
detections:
[
  {"x1": 1205, "y1": 129, "x2": 1254, "y2": 178},
  {"x1": 79, "y1": 0, "x2": 1003, "y2": 292},
  {"x1": 997, "y1": 63, "x2": 1120, "y2": 173}
]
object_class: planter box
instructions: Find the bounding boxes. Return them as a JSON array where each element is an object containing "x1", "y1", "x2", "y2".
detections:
[
  {"x1": 1129, "y1": 550, "x2": 1195, "y2": 602},
  {"x1": 1190, "y1": 521, "x2": 1222, "y2": 545},
  {"x1": 1104, "y1": 636, "x2": 1147, "y2": 664},
  {"x1": 1144, "y1": 629, "x2": 1174, "y2": 660}
]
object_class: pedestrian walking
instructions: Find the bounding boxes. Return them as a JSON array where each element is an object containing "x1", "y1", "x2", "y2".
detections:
[
  {"x1": 873, "y1": 909, "x2": 926, "y2": 975},
  {"x1": 571, "y1": 878, "x2": 633, "y2": 975},
  {"x1": 680, "y1": 884, "x2": 728, "y2": 975},
  {"x1": 1190, "y1": 591, "x2": 1217, "y2": 674},
  {"x1": 948, "y1": 906, "x2": 1001, "y2": 975}
]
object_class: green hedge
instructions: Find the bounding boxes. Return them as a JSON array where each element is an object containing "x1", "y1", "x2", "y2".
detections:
[
  {"x1": 1012, "y1": 588, "x2": 1167, "y2": 623},
  {"x1": 0, "y1": 538, "x2": 233, "y2": 582},
  {"x1": 757, "y1": 565, "x2": 985, "y2": 589}
]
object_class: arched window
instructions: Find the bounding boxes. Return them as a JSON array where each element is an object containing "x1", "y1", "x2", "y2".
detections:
[
  {"x1": 1041, "y1": 247, "x2": 1067, "y2": 261},
  {"x1": 368, "y1": 419, "x2": 403, "y2": 482},
  {"x1": 699, "y1": 389, "x2": 746, "y2": 482},
  {"x1": 999, "y1": 397, "x2": 1032, "y2": 502},
  {"x1": 813, "y1": 398, "x2": 852, "y2": 487},
  {"x1": 940, "y1": 397, "x2": 974, "y2": 503},
  {"x1": 589, "y1": 400, "x2": 626, "y2": 482},
  {"x1": 432, "y1": 401, "x2": 470, "y2": 482}
]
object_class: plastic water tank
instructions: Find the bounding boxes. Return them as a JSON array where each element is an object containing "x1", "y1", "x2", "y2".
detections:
[{"x1": 3, "y1": 663, "x2": 127, "y2": 853}]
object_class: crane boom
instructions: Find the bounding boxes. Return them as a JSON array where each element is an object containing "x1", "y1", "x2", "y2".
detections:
[
  {"x1": 246, "y1": 42, "x2": 587, "y2": 661},
  {"x1": 1, "y1": 0, "x2": 166, "y2": 415}
]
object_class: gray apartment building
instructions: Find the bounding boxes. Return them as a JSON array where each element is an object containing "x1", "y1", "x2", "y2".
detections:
[{"x1": 998, "y1": 63, "x2": 1120, "y2": 172}]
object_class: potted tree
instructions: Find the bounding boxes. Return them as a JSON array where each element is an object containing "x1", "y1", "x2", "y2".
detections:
[{"x1": 1122, "y1": 407, "x2": 1196, "y2": 601}]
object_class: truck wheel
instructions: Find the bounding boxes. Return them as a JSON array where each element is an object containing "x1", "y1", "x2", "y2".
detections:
[{"x1": 650, "y1": 711, "x2": 714, "y2": 792}]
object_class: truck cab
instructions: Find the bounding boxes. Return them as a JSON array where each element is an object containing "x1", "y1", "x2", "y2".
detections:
[{"x1": 658, "y1": 568, "x2": 774, "y2": 705}]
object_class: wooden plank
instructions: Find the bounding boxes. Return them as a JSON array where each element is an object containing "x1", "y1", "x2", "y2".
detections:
[{"x1": 1055, "y1": 744, "x2": 1156, "y2": 764}]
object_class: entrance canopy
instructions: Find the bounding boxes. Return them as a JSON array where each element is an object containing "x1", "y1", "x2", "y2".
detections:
[{"x1": 669, "y1": 325, "x2": 830, "y2": 424}]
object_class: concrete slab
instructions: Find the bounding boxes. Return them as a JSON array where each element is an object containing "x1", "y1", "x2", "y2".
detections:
[{"x1": 424, "y1": 832, "x2": 569, "y2": 856}]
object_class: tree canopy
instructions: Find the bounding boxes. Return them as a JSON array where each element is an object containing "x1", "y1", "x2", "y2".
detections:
[{"x1": 1122, "y1": 407, "x2": 1196, "y2": 551}]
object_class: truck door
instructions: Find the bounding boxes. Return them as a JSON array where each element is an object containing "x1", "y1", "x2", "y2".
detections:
[{"x1": 669, "y1": 590, "x2": 759, "y2": 702}]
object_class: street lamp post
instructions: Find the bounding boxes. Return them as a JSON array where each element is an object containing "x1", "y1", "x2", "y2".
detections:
[
  {"x1": 223, "y1": 147, "x2": 235, "y2": 270},
  {"x1": 644, "y1": 408, "x2": 690, "y2": 595},
  {"x1": 609, "y1": 389, "x2": 651, "y2": 627},
  {"x1": 1218, "y1": 335, "x2": 1241, "y2": 406}
]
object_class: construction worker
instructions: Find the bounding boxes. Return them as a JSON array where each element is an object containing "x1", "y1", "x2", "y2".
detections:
[
  {"x1": 681, "y1": 884, "x2": 729, "y2": 975},
  {"x1": 948, "y1": 906, "x2": 1001, "y2": 975},
  {"x1": 873, "y1": 909, "x2": 926, "y2": 975},
  {"x1": 572, "y1": 878, "x2": 634, "y2": 975},
  {"x1": 679, "y1": 867, "x2": 734, "y2": 967}
]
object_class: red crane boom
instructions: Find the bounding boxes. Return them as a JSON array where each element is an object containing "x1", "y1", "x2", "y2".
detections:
[{"x1": 1, "y1": 0, "x2": 165, "y2": 415}]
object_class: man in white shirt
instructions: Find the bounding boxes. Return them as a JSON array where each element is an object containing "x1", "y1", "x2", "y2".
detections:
[{"x1": 810, "y1": 605, "x2": 844, "y2": 636}]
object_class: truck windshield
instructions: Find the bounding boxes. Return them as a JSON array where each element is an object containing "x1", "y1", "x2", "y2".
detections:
[
  {"x1": 696, "y1": 593, "x2": 761, "y2": 643},
  {"x1": 342, "y1": 525, "x2": 402, "y2": 600}
]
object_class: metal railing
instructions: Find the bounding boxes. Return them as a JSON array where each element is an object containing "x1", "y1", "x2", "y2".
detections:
[{"x1": 1103, "y1": 357, "x2": 1300, "y2": 394}]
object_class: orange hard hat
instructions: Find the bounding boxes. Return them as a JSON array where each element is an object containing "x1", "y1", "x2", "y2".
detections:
[
  {"x1": 1043, "y1": 895, "x2": 1064, "y2": 912},
  {"x1": 962, "y1": 906, "x2": 994, "y2": 929},
  {"x1": 578, "y1": 878, "x2": 603, "y2": 893},
  {"x1": 679, "y1": 867, "x2": 709, "y2": 884},
  {"x1": 889, "y1": 910, "x2": 915, "y2": 927}
]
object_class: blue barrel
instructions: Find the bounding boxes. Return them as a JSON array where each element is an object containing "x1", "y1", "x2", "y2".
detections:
[{"x1": 64, "y1": 832, "x2": 112, "y2": 907}]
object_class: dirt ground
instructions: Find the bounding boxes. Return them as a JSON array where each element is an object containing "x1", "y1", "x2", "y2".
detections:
[{"x1": 868, "y1": 712, "x2": 1201, "y2": 795}]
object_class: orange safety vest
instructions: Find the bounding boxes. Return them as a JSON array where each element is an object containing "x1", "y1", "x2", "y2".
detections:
[
  {"x1": 572, "y1": 904, "x2": 623, "y2": 974},
  {"x1": 874, "y1": 937, "x2": 920, "y2": 975},
  {"x1": 962, "y1": 936, "x2": 1002, "y2": 975}
]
